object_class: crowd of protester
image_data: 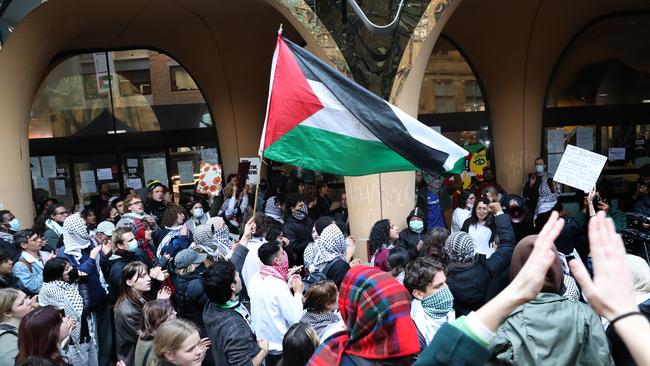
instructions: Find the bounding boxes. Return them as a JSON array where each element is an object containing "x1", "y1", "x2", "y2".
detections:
[{"x1": 0, "y1": 160, "x2": 648, "y2": 365}]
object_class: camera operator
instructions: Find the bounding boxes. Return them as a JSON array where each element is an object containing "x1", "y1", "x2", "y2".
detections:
[{"x1": 576, "y1": 187, "x2": 627, "y2": 233}]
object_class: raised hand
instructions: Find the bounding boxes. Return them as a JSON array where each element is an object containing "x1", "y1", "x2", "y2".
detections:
[
  {"x1": 157, "y1": 286, "x2": 172, "y2": 300},
  {"x1": 569, "y1": 211, "x2": 637, "y2": 320}
]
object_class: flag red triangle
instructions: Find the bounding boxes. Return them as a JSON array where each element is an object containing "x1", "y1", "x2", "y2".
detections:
[{"x1": 262, "y1": 37, "x2": 324, "y2": 151}]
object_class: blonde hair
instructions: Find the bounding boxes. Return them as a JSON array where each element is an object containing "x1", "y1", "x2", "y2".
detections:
[
  {"x1": 0, "y1": 288, "x2": 21, "y2": 322},
  {"x1": 154, "y1": 319, "x2": 199, "y2": 361}
]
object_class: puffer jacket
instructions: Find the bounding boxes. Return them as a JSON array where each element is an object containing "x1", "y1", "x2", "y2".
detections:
[
  {"x1": 172, "y1": 271, "x2": 208, "y2": 336},
  {"x1": 446, "y1": 214, "x2": 515, "y2": 316}
]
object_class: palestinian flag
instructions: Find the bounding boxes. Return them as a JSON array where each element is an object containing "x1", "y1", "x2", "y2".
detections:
[{"x1": 259, "y1": 35, "x2": 468, "y2": 176}]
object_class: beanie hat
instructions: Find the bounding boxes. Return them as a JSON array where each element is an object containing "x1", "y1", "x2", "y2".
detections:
[
  {"x1": 444, "y1": 232, "x2": 476, "y2": 263},
  {"x1": 147, "y1": 180, "x2": 166, "y2": 192}
]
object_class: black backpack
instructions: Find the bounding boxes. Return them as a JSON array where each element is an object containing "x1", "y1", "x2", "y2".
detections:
[{"x1": 302, "y1": 257, "x2": 343, "y2": 293}]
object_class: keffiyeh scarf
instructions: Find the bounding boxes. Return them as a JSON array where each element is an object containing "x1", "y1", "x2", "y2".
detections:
[
  {"x1": 62, "y1": 213, "x2": 91, "y2": 261},
  {"x1": 259, "y1": 251, "x2": 289, "y2": 282},
  {"x1": 39, "y1": 280, "x2": 86, "y2": 346},
  {"x1": 193, "y1": 222, "x2": 232, "y2": 260},
  {"x1": 301, "y1": 311, "x2": 342, "y2": 338},
  {"x1": 311, "y1": 224, "x2": 347, "y2": 272},
  {"x1": 308, "y1": 266, "x2": 419, "y2": 366},
  {"x1": 157, "y1": 225, "x2": 183, "y2": 258},
  {"x1": 46, "y1": 218, "x2": 64, "y2": 236},
  {"x1": 264, "y1": 196, "x2": 284, "y2": 224}
]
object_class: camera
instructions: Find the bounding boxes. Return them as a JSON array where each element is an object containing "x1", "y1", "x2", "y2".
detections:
[{"x1": 623, "y1": 213, "x2": 650, "y2": 263}]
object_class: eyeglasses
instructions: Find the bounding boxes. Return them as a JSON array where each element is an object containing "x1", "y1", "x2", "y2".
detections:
[
  {"x1": 129, "y1": 201, "x2": 143, "y2": 206},
  {"x1": 54, "y1": 210, "x2": 69, "y2": 215}
]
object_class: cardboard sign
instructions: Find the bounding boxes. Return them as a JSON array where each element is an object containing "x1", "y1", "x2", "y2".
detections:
[{"x1": 553, "y1": 145, "x2": 607, "y2": 193}]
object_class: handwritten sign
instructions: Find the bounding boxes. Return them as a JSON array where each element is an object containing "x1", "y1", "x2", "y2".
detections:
[{"x1": 553, "y1": 145, "x2": 607, "y2": 193}]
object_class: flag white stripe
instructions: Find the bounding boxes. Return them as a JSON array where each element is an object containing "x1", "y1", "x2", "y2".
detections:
[{"x1": 301, "y1": 80, "x2": 380, "y2": 142}]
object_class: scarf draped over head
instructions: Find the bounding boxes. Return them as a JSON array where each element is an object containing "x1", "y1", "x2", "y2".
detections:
[
  {"x1": 311, "y1": 224, "x2": 347, "y2": 272},
  {"x1": 444, "y1": 232, "x2": 476, "y2": 263},
  {"x1": 193, "y1": 220, "x2": 232, "y2": 260},
  {"x1": 62, "y1": 212, "x2": 91, "y2": 261},
  {"x1": 510, "y1": 235, "x2": 563, "y2": 294},
  {"x1": 264, "y1": 196, "x2": 284, "y2": 224},
  {"x1": 131, "y1": 219, "x2": 155, "y2": 261},
  {"x1": 626, "y1": 254, "x2": 650, "y2": 304},
  {"x1": 308, "y1": 266, "x2": 419, "y2": 366},
  {"x1": 427, "y1": 172, "x2": 442, "y2": 194}
]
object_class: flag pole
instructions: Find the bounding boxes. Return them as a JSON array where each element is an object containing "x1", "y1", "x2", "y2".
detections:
[{"x1": 254, "y1": 23, "x2": 283, "y2": 217}]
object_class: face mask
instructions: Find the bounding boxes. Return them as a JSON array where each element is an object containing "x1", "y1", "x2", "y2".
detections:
[
  {"x1": 193, "y1": 208, "x2": 204, "y2": 219},
  {"x1": 292, "y1": 209, "x2": 306, "y2": 221},
  {"x1": 409, "y1": 220, "x2": 424, "y2": 233},
  {"x1": 535, "y1": 164, "x2": 545, "y2": 174},
  {"x1": 421, "y1": 286, "x2": 454, "y2": 319},
  {"x1": 127, "y1": 239, "x2": 139, "y2": 252},
  {"x1": 8, "y1": 218, "x2": 19, "y2": 232}
]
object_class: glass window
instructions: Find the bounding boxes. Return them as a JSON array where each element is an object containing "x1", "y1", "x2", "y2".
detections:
[
  {"x1": 546, "y1": 14, "x2": 650, "y2": 107},
  {"x1": 419, "y1": 37, "x2": 486, "y2": 114},
  {"x1": 170, "y1": 65, "x2": 199, "y2": 92},
  {"x1": 29, "y1": 50, "x2": 213, "y2": 138}
]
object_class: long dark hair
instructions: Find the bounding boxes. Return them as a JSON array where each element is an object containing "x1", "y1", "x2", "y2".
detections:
[
  {"x1": 466, "y1": 198, "x2": 495, "y2": 229},
  {"x1": 458, "y1": 190, "x2": 473, "y2": 209},
  {"x1": 116, "y1": 261, "x2": 148, "y2": 309},
  {"x1": 16, "y1": 306, "x2": 66, "y2": 366},
  {"x1": 368, "y1": 219, "x2": 391, "y2": 255}
]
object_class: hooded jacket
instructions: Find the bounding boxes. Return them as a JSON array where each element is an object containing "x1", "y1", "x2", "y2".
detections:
[{"x1": 396, "y1": 208, "x2": 429, "y2": 260}]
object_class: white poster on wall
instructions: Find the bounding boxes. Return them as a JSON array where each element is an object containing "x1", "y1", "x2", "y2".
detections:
[
  {"x1": 80, "y1": 170, "x2": 97, "y2": 194},
  {"x1": 239, "y1": 157, "x2": 260, "y2": 185},
  {"x1": 553, "y1": 145, "x2": 607, "y2": 192},
  {"x1": 127, "y1": 159, "x2": 139, "y2": 168},
  {"x1": 30, "y1": 157, "x2": 41, "y2": 178},
  {"x1": 177, "y1": 161, "x2": 195, "y2": 184},
  {"x1": 54, "y1": 179, "x2": 66, "y2": 196},
  {"x1": 126, "y1": 178, "x2": 143, "y2": 190},
  {"x1": 96, "y1": 168, "x2": 113, "y2": 181},
  {"x1": 608, "y1": 147, "x2": 626, "y2": 161},
  {"x1": 33, "y1": 176, "x2": 50, "y2": 194},
  {"x1": 41, "y1": 156, "x2": 57, "y2": 178},
  {"x1": 143, "y1": 158, "x2": 168, "y2": 186}
]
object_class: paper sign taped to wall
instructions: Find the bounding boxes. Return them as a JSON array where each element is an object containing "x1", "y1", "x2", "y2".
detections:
[
  {"x1": 553, "y1": 145, "x2": 607, "y2": 193},
  {"x1": 196, "y1": 162, "x2": 222, "y2": 195},
  {"x1": 143, "y1": 158, "x2": 168, "y2": 187},
  {"x1": 80, "y1": 170, "x2": 97, "y2": 194},
  {"x1": 54, "y1": 179, "x2": 66, "y2": 196}
]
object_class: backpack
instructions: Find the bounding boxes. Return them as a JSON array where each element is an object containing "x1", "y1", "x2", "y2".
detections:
[
  {"x1": 302, "y1": 257, "x2": 343, "y2": 293},
  {"x1": 16, "y1": 258, "x2": 38, "y2": 297}
]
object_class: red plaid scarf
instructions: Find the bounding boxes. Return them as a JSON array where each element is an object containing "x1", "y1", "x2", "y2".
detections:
[
  {"x1": 308, "y1": 266, "x2": 419, "y2": 366},
  {"x1": 132, "y1": 219, "x2": 155, "y2": 262},
  {"x1": 259, "y1": 251, "x2": 289, "y2": 282}
]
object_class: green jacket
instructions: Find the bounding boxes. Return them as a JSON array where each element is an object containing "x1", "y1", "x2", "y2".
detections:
[
  {"x1": 489, "y1": 292, "x2": 611, "y2": 365},
  {"x1": 575, "y1": 206, "x2": 627, "y2": 233},
  {"x1": 414, "y1": 321, "x2": 491, "y2": 366}
]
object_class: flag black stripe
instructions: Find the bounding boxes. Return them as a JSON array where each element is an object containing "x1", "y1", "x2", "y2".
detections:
[{"x1": 284, "y1": 38, "x2": 450, "y2": 174}]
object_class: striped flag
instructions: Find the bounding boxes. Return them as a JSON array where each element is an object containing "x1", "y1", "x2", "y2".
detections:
[{"x1": 259, "y1": 35, "x2": 468, "y2": 176}]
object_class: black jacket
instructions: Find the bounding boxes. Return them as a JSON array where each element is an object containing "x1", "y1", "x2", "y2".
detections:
[
  {"x1": 396, "y1": 208, "x2": 428, "y2": 260},
  {"x1": 172, "y1": 271, "x2": 208, "y2": 336},
  {"x1": 313, "y1": 194, "x2": 333, "y2": 219},
  {"x1": 108, "y1": 253, "x2": 135, "y2": 304},
  {"x1": 283, "y1": 215, "x2": 313, "y2": 267},
  {"x1": 144, "y1": 198, "x2": 167, "y2": 225},
  {"x1": 523, "y1": 174, "x2": 555, "y2": 213},
  {"x1": 446, "y1": 214, "x2": 515, "y2": 316},
  {"x1": 607, "y1": 298, "x2": 650, "y2": 366}
]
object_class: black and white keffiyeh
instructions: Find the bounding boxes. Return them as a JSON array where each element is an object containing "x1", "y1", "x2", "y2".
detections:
[
  {"x1": 311, "y1": 224, "x2": 347, "y2": 272},
  {"x1": 193, "y1": 222, "x2": 231, "y2": 260},
  {"x1": 62, "y1": 213, "x2": 91, "y2": 261},
  {"x1": 39, "y1": 280, "x2": 86, "y2": 345}
]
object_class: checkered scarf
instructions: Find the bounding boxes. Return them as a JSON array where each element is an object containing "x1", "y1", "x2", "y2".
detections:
[
  {"x1": 308, "y1": 266, "x2": 419, "y2": 366},
  {"x1": 62, "y1": 213, "x2": 91, "y2": 261},
  {"x1": 193, "y1": 222, "x2": 231, "y2": 260},
  {"x1": 131, "y1": 219, "x2": 155, "y2": 262},
  {"x1": 39, "y1": 280, "x2": 86, "y2": 346},
  {"x1": 311, "y1": 224, "x2": 347, "y2": 272},
  {"x1": 444, "y1": 231, "x2": 476, "y2": 263},
  {"x1": 264, "y1": 196, "x2": 284, "y2": 223}
]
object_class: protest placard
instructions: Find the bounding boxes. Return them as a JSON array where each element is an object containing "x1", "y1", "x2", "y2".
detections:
[{"x1": 553, "y1": 145, "x2": 607, "y2": 193}]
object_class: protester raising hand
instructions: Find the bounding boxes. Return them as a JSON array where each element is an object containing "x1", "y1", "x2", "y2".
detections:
[
  {"x1": 570, "y1": 211, "x2": 650, "y2": 366},
  {"x1": 475, "y1": 211, "x2": 564, "y2": 332}
]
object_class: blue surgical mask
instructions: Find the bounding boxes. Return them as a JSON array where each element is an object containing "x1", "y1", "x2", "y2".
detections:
[
  {"x1": 409, "y1": 220, "x2": 424, "y2": 233},
  {"x1": 535, "y1": 164, "x2": 545, "y2": 174},
  {"x1": 8, "y1": 218, "x2": 19, "y2": 232},
  {"x1": 193, "y1": 208, "x2": 204, "y2": 219},
  {"x1": 127, "y1": 239, "x2": 138, "y2": 252}
]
